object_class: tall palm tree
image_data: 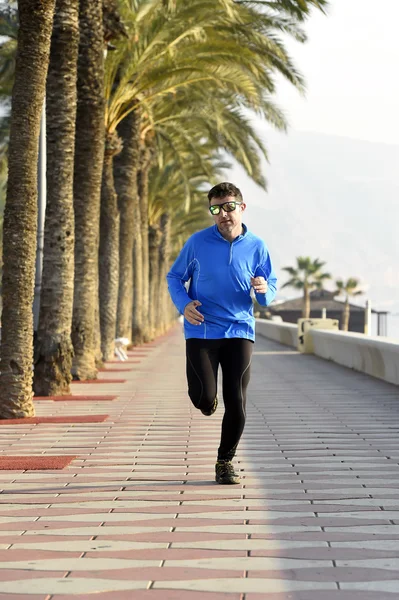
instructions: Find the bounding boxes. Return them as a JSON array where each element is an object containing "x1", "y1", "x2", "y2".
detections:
[
  {"x1": 0, "y1": 0, "x2": 55, "y2": 418},
  {"x1": 134, "y1": 139, "x2": 153, "y2": 344},
  {"x1": 107, "y1": 0, "x2": 307, "y2": 345},
  {"x1": 335, "y1": 277, "x2": 363, "y2": 332},
  {"x1": 147, "y1": 128, "x2": 230, "y2": 336},
  {"x1": 33, "y1": 0, "x2": 79, "y2": 396},
  {"x1": 0, "y1": 5, "x2": 17, "y2": 105},
  {"x1": 282, "y1": 257, "x2": 331, "y2": 319},
  {"x1": 71, "y1": 0, "x2": 105, "y2": 380},
  {"x1": 98, "y1": 2, "x2": 127, "y2": 361},
  {"x1": 114, "y1": 110, "x2": 141, "y2": 341},
  {"x1": 99, "y1": 130, "x2": 123, "y2": 360}
]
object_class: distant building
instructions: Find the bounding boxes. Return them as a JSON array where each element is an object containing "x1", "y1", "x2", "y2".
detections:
[{"x1": 260, "y1": 289, "x2": 385, "y2": 334}]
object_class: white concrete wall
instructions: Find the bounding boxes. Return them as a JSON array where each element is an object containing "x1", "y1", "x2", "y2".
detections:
[
  {"x1": 311, "y1": 329, "x2": 399, "y2": 387},
  {"x1": 255, "y1": 319, "x2": 297, "y2": 348},
  {"x1": 255, "y1": 318, "x2": 399, "y2": 387}
]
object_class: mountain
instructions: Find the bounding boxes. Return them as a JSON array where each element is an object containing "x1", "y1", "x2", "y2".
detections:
[{"x1": 224, "y1": 129, "x2": 399, "y2": 314}]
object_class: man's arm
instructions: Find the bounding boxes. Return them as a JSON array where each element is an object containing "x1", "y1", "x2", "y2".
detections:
[
  {"x1": 254, "y1": 245, "x2": 277, "y2": 306},
  {"x1": 166, "y1": 239, "x2": 196, "y2": 314}
]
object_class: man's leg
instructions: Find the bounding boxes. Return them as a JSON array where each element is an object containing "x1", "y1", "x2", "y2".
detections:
[
  {"x1": 218, "y1": 338, "x2": 253, "y2": 463},
  {"x1": 186, "y1": 339, "x2": 221, "y2": 413}
]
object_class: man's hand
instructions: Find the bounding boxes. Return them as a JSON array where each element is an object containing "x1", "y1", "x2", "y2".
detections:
[
  {"x1": 251, "y1": 276, "x2": 268, "y2": 294},
  {"x1": 184, "y1": 300, "x2": 204, "y2": 325}
]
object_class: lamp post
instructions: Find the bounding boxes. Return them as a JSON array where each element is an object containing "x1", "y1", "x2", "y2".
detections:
[{"x1": 364, "y1": 299, "x2": 372, "y2": 336}]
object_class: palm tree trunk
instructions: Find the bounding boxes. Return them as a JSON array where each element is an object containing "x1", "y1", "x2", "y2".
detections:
[
  {"x1": 99, "y1": 132, "x2": 122, "y2": 361},
  {"x1": 33, "y1": 0, "x2": 78, "y2": 397},
  {"x1": 148, "y1": 223, "x2": 162, "y2": 337},
  {"x1": 303, "y1": 285, "x2": 310, "y2": 319},
  {"x1": 94, "y1": 300, "x2": 103, "y2": 368},
  {"x1": 114, "y1": 111, "x2": 140, "y2": 341},
  {"x1": 157, "y1": 212, "x2": 171, "y2": 334},
  {"x1": 343, "y1": 297, "x2": 350, "y2": 331},
  {"x1": 71, "y1": 0, "x2": 105, "y2": 380},
  {"x1": 132, "y1": 211, "x2": 144, "y2": 345},
  {"x1": 0, "y1": 0, "x2": 55, "y2": 418},
  {"x1": 138, "y1": 144, "x2": 153, "y2": 342}
]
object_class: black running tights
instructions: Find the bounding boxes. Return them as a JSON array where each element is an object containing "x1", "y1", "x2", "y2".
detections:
[{"x1": 186, "y1": 338, "x2": 253, "y2": 461}]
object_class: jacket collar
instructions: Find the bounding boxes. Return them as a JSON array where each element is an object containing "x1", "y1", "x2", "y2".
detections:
[{"x1": 213, "y1": 223, "x2": 248, "y2": 242}]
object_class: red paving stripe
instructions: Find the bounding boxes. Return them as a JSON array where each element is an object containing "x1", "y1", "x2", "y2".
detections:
[
  {"x1": 34, "y1": 395, "x2": 117, "y2": 402},
  {"x1": 0, "y1": 455, "x2": 76, "y2": 470},
  {"x1": 71, "y1": 379, "x2": 126, "y2": 384},
  {"x1": 0, "y1": 415, "x2": 109, "y2": 425},
  {"x1": 0, "y1": 569, "x2": 67, "y2": 581}
]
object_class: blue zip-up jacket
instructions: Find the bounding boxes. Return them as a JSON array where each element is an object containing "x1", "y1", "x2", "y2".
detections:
[{"x1": 166, "y1": 224, "x2": 277, "y2": 341}]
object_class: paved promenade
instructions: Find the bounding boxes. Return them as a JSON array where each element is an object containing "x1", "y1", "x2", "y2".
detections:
[{"x1": 0, "y1": 325, "x2": 399, "y2": 599}]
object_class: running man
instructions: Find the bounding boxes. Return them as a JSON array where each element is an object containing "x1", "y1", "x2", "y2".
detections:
[{"x1": 167, "y1": 182, "x2": 277, "y2": 484}]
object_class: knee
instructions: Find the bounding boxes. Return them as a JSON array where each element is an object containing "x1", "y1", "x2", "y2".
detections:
[
  {"x1": 187, "y1": 386, "x2": 215, "y2": 407},
  {"x1": 188, "y1": 387, "x2": 216, "y2": 409},
  {"x1": 201, "y1": 390, "x2": 217, "y2": 407}
]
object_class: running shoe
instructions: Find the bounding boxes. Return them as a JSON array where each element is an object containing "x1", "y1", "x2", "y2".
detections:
[{"x1": 215, "y1": 460, "x2": 240, "y2": 485}]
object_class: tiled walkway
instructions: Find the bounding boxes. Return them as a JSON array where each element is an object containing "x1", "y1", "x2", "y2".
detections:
[{"x1": 0, "y1": 326, "x2": 399, "y2": 599}]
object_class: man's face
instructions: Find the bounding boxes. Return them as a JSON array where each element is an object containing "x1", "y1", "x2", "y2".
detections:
[{"x1": 209, "y1": 195, "x2": 246, "y2": 235}]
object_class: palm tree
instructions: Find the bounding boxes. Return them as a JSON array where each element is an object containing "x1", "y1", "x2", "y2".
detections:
[
  {"x1": 0, "y1": 0, "x2": 55, "y2": 418},
  {"x1": 107, "y1": 0, "x2": 308, "y2": 345},
  {"x1": 33, "y1": 0, "x2": 79, "y2": 396},
  {"x1": 0, "y1": 5, "x2": 17, "y2": 105},
  {"x1": 147, "y1": 127, "x2": 230, "y2": 336},
  {"x1": 134, "y1": 139, "x2": 153, "y2": 344},
  {"x1": 235, "y1": 0, "x2": 328, "y2": 18},
  {"x1": 71, "y1": 0, "x2": 105, "y2": 380},
  {"x1": 99, "y1": 130, "x2": 123, "y2": 360},
  {"x1": 335, "y1": 277, "x2": 363, "y2": 332},
  {"x1": 114, "y1": 110, "x2": 141, "y2": 341},
  {"x1": 282, "y1": 257, "x2": 331, "y2": 318}
]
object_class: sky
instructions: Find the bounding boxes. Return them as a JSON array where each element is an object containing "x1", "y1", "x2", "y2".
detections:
[
  {"x1": 230, "y1": 0, "x2": 399, "y2": 335},
  {"x1": 272, "y1": 0, "x2": 399, "y2": 146}
]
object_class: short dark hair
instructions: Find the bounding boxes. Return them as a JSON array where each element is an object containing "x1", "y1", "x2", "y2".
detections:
[{"x1": 208, "y1": 182, "x2": 243, "y2": 204}]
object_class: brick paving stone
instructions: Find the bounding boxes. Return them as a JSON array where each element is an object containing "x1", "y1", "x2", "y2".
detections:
[
  {"x1": 1, "y1": 328, "x2": 399, "y2": 598},
  {"x1": 0, "y1": 595, "x2": 50, "y2": 600},
  {"x1": 244, "y1": 594, "x2": 399, "y2": 600},
  {"x1": 70, "y1": 567, "x2": 246, "y2": 580},
  {"x1": 51, "y1": 592, "x2": 241, "y2": 600},
  {"x1": 84, "y1": 549, "x2": 248, "y2": 560},
  {"x1": 0, "y1": 570, "x2": 67, "y2": 581},
  {"x1": 247, "y1": 567, "x2": 399, "y2": 581}
]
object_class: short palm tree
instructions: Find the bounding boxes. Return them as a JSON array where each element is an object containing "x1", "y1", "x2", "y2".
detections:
[
  {"x1": 282, "y1": 257, "x2": 331, "y2": 318},
  {"x1": 335, "y1": 277, "x2": 363, "y2": 331}
]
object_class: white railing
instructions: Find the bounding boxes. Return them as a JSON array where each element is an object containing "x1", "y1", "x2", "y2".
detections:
[
  {"x1": 255, "y1": 318, "x2": 297, "y2": 348},
  {"x1": 256, "y1": 318, "x2": 399, "y2": 387},
  {"x1": 311, "y1": 329, "x2": 399, "y2": 387}
]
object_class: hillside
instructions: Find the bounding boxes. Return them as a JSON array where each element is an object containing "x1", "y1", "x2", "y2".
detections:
[{"x1": 225, "y1": 129, "x2": 399, "y2": 313}]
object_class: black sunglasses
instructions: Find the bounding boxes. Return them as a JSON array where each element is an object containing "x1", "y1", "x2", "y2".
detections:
[{"x1": 209, "y1": 201, "x2": 242, "y2": 216}]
